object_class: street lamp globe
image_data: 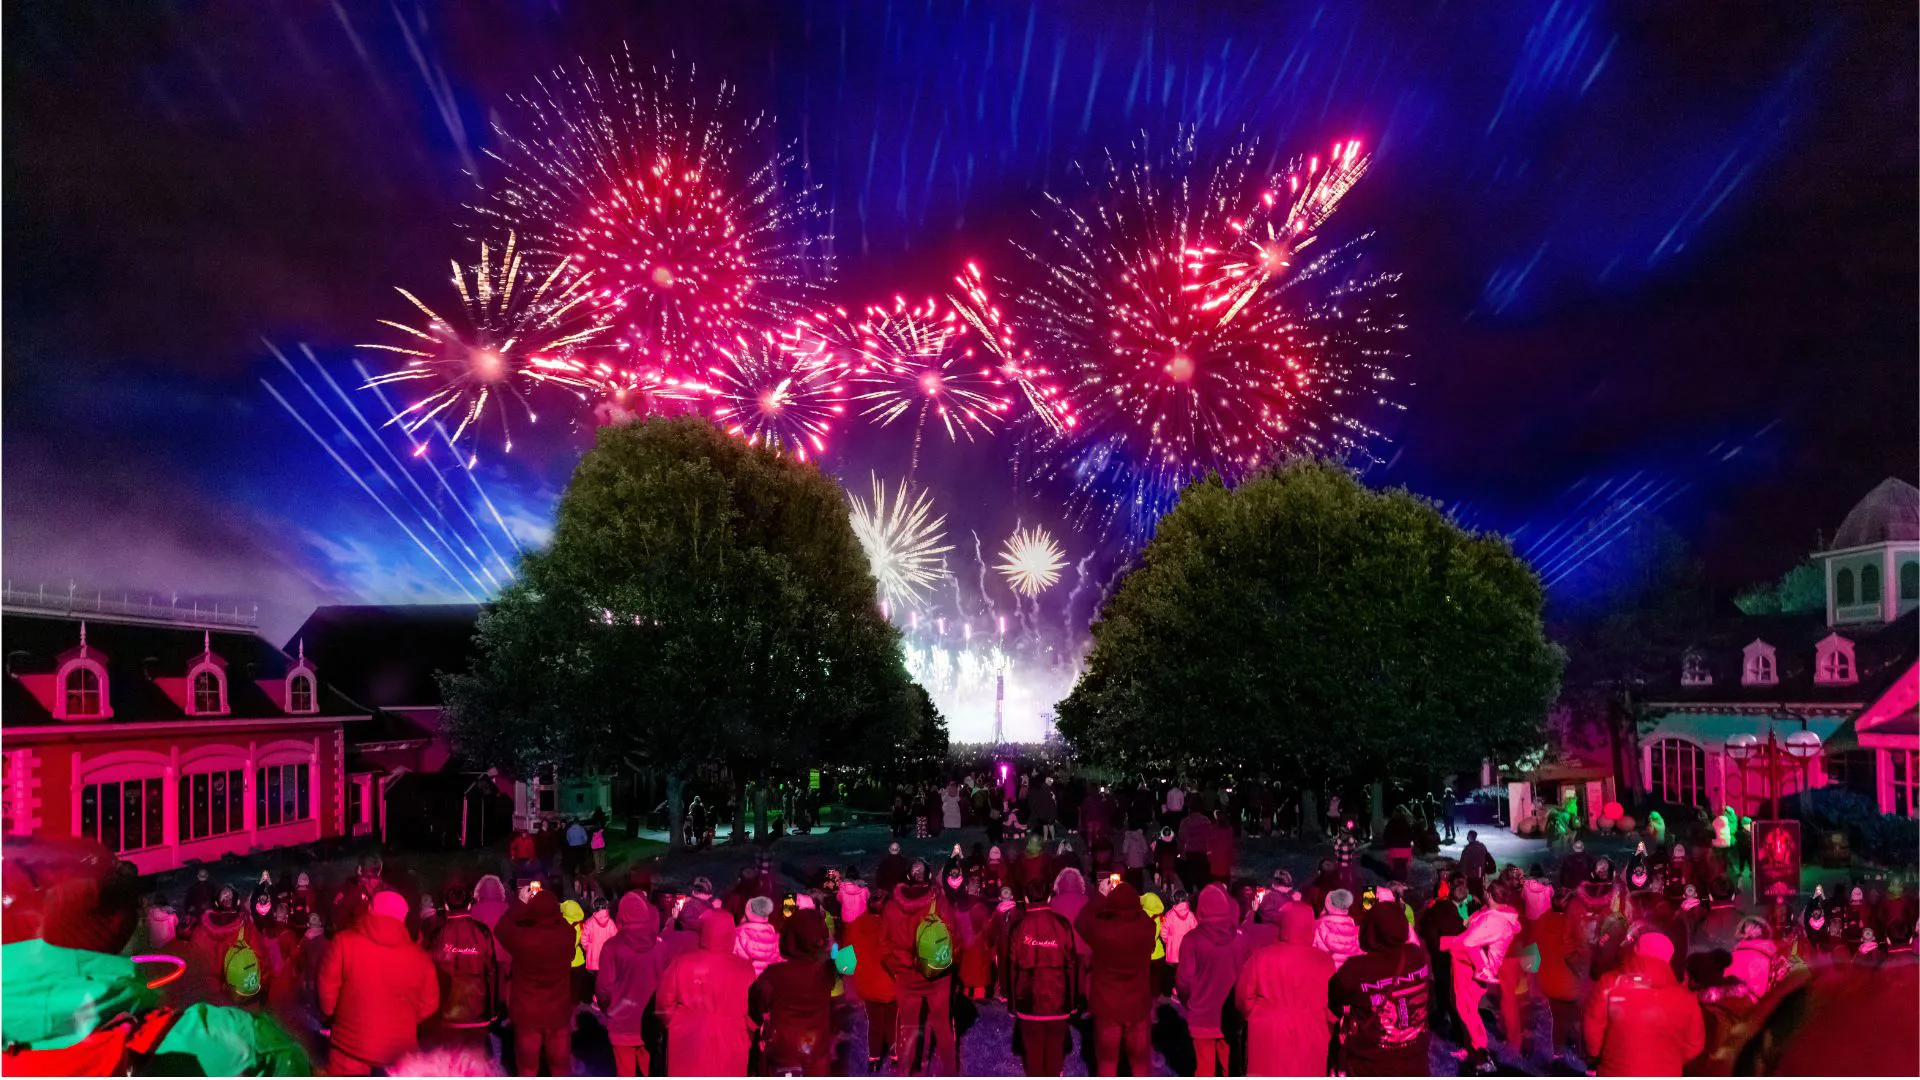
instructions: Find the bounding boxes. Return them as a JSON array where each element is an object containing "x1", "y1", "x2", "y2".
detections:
[
  {"x1": 1726, "y1": 732, "x2": 1760, "y2": 762},
  {"x1": 1785, "y1": 729, "x2": 1823, "y2": 761}
]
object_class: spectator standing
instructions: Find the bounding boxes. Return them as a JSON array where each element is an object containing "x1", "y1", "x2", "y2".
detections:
[
  {"x1": 1002, "y1": 878, "x2": 1080, "y2": 1077},
  {"x1": 842, "y1": 884, "x2": 898, "y2": 1072},
  {"x1": 750, "y1": 908, "x2": 838, "y2": 1077},
  {"x1": 425, "y1": 884, "x2": 500, "y2": 1053},
  {"x1": 1076, "y1": 881, "x2": 1157, "y2": 1077},
  {"x1": 657, "y1": 908, "x2": 755, "y2": 1076},
  {"x1": 1236, "y1": 900, "x2": 1336, "y2": 1076},
  {"x1": 318, "y1": 891, "x2": 440, "y2": 1076},
  {"x1": 1330, "y1": 899, "x2": 1432, "y2": 1076},
  {"x1": 594, "y1": 892, "x2": 666, "y2": 1078},
  {"x1": 495, "y1": 889, "x2": 577, "y2": 1078},
  {"x1": 1582, "y1": 932, "x2": 1704, "y2": 1076},
  {"x1": 881, "y1": 860, "x2": 961, "y2": 1076},
  {"x1": 1174, "y1": 885, "x2": 1246, "y2": 1077}
]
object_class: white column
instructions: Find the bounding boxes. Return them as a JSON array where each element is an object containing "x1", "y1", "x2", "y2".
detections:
[{"x1": 244, "y1": 741, "x2": 259, "y2": 843}]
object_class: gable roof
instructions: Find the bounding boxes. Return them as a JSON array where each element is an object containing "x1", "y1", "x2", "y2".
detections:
[
  {"x1": 285, "y1": 605, "x2": 483, "y2": 708},
  {"x1": 1829, "y1": 477, "x2": 1920, "y2": 550},
  {"x1": 2, "y1": 611, "x2": 363, "y2": 727},
  {"x1": 1645, "y1": 608, "x2": 1919, "y2": 711}
]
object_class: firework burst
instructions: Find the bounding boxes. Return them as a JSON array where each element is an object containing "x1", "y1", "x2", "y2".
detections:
[
  {"x1": 481, "y1": 49, "x2": 827, "y2": 373},
  {"x1": 948, "y1": 262, "x2": 1077, "y2": 434},
  {"x1": 997, "y1": 524, "x2": 1067, "y2": 596},
  {"x1": 848, "y1": 474, "x2": 953, "y2": 609},
  {"x1": 704, "y1": 333, "x2": 846, "y2": 460},
  {"x1": 361, "y1": 232, "x2": 609, "y2": 466},
  {"x1": 1022, "y1": 132, "x2": 1402, "y2": 528}
]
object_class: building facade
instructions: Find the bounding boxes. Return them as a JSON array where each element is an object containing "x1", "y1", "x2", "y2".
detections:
[
  {"x1": 1640, "y1": 478, "x2": 1920, "y2": 818},
  {"x1": 2, "y1": 597, "x2": 368, "y2": 874}
]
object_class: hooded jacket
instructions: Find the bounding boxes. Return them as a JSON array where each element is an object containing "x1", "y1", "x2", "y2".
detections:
[
  {"x1": 842, "y1": 906, "x2": 896, "y2": 1004},
  {"x1": 837, "y1": 880, "x2": 871, "y2": 926},
  {"x1": 559, "y1": 898, "x2": 588, "y2": 968},
  {"x1": 1140, "y1": 890, "x2": 1168, "y2": 961},
  {"x1": 318, "y1": 912, "x2": 440, "y2": 1067},
  {"x1": 595, "y1": 892, "x2": 665, "y2": 1046},
  {"x1": 735, "y1": 904, "x2": 784, "y2": 976},
  {"x1": 1050, "y1": 868, "x2": 1089, "y2": 924},
  {"x1": 1175, "y1": 885, "x2": 1245, "y2": 1038},
  {"x1": 1450, "y1": 903, "x2": 1522, "y2": 984},
  {"x1": 1330, "y1": 902, "x2": 1432, "y2": 1074},
  {"x1": 657, "y1": 909, "x2": 755, "y2": 1077},
  {"x1": 185, "y1": 907, "x2": 252, "y2": 1002},
  {"x1": 1002, "y1": 901, "x2": 1080, "y2": 1020},
  {"x1": 1533, "y1": 907, "x2": 1580, "y2": 1002},
  {"x1": 494, "y1": 892, "x2": 577, "y2": 1031},
  {"x1": 580, "y1": 906, "x2": 619, "y2": 971},
  {"x1": 659, "y1": 895, "x2": 711, "y2": 966},
  {"x1": 1, "y1": 938, "x2": 309, "y2": 1076},
  {"x1": 1161, "y1": 898, "x2": 1199, "y2": 964},
  {"x1": 1122, "y1": 829, "x2": 1151, "y2": 870},
  {"x1": 880, "y1": 882, "x2": 961, "y2": 992},
  {"x1": 426, "y1": 910, "x2": 500, "y2": 1028},
  {"x1": 1075, "y1": 882, "x2": 1156, "y2": 1024},
  {"x1": 1235, "y1": 901, "x2": 1336, "y2": 1078},
  {"x1": 751, "y1": 910, "x2": 837, "y2": 1071},
  {"x1": 1314, "y1": 908, "x2": 1363, "y2": 970},
  {"x1": 1583, "y1": 952, "x2": 1705, "y2": 1076}
]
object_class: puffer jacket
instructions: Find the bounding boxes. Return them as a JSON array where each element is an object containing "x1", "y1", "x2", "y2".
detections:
[
  {"x1": 1161, "y1": 899, "x2": 1199, "y2": 963},
  {"x1": 1449, "y1": 903, "x2": 1522, "y2": 984},
  {"x1": 318, "y1": 913, "x2": 439, "y2": 1067},
  {"x1": 580, "y1": 908, "x2": 618, "y2": 971},
  {"x1": 1313, "y1": 911, "x2": 1363, "y2": 970},
  {"x1": 837, "y1": 880, "x2": 871, "y2": 925},
  {"x1": 1140, "y1": 891, "x2": 1167, "y2": 961},
  {"x1": 1583, "y1": 953, "x2": 1706, "y2": 1075},
  {"x1": 560, "y1": 899, "x2": 587, "y2": 968},
  {"x1": 735, "y1": 913, "x2": 783, "y2": 976}
]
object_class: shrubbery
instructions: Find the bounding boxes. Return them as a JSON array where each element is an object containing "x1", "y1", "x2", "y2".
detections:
[{"x1": 1806, "y1": 788, "x2": 1920, "y2": 868}]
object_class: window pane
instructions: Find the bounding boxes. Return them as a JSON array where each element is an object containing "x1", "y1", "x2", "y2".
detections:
[
  {"x1": 100, "y1": 782, "x2": 122, "y2": 853},
  {"x1": 297, "y1": 766, "x2": 310, "y2": 822},
  {"x1": 228, "y1": 770, "x2": 244, "y2": 833},
  {"x1": 123, "y1": 781, "x2": 143, "y2": 850},
  {"x1": 81, "y1": 784, "x2": 100, "y2": 843},
  {"x1": 193, "y1": 775, "x2": 210, "y2": 838},
  {"x1": 146, "y1": 779, "x2": 164, "y2": 846},
  {"x1": 267, "y1": 768, "x2": 282, "y2": 827}
]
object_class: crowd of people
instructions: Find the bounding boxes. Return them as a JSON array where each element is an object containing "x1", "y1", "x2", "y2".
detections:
[{"x1": 3, "y1": 775, "x2": 1916, "y2": 1077}]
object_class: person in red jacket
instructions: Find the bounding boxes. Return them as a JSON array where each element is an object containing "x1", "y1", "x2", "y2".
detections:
[
  {"x1": 843, "y1": 888, "x2": 898, "y2": 1071},
  {"x1": 657, "y1": 908, "x2": 756, "y2": 1076},
  {"x1": 1175, "y1": 885, "x2": 1245, "y2": 1077},
  {"x1": 751, "y1": 908, "x2": 838, "y2": 1076},
  {"x1": 1235, "y1": 900, "x2": 1336, "y2": 1077},
  {"x1": 1582, "y1": 931, "x2": 1704, "y2": 1076},
  {"x1": 495, "y1": 888, "x2": 578, "y2": 1078},
  {"x1": 318, "y1": 890, "x2": 440, "y2": 1076},
  {"x1": 1076, "y1": 880, "x2": 1157, "y2": 1077},
  {"x1": 1002, "y1": 877, "x2": 1081, "y2": 1077},
  {"x1": 881, "y1": 860, "x2": 963, "y2": 1076}
]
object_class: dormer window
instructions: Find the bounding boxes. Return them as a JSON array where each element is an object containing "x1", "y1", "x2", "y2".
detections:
[
  {"x1": 65, "y1": 666, "x2": 103, "y2": 717},
  {"x1": 288, "y1": 673, "x2": 315, "y2": 714},
  {"x1": 191, "y1": 669, "x2": 225, "y2": 714},
  {"x1": 1681, "y1": 652, "x2": 1712, "y2": 687},
  {"x1": 1815, "y1": 633, "x2": 1857, "y2": 685},
  {"x1": 1742, "y1": 639, "x2": 1777, "y2": 686}
]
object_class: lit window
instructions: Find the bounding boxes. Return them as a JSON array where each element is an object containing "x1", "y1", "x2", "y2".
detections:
[
  {"x1": 1861, "y1": 563, "x2": 1882, "y2": 606},
  {"x1": 177, "y1": 769, "x2": 245, "y2": 841},
  {"x1": 288, "y1": 675, "x2": 314, "y2": 714},
  {"x1": 192, "y1": 670, "x2": 224, "y2": 715},
  {"x1": 1835, "y1": 567, "x2": 1856, "y2": 605},
  {"x1": 64, "y1": 667, "x2": 103, "y2": 717},
  {"x1": 79, "y1": 777, "x2": 165, "y2": 854},
  {"x1": 1648, "y1": 738, "x2": 1707, "y2": 808}
]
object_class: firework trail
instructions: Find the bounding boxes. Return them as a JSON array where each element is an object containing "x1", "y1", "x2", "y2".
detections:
[
  {"x1": 1021, "y1": 131, "x2": 1403, "y2": 531},
  {"x1": 703, "y1": 333, "x2": 847, "y2": 461},
  {"x1": 997, "y1": 524, "x2": 1068, "y2": 596},
  {"x1": 360, "y1": 232, "x2": 610, "y2": 467},
  {"x1": 847, "y1": 473, "x2": 953, "y2": 609},
  {"x1": 1063, "y1": 549, "x2": 1097, "y2": 640},
  {"x1": 481, "y1": 48, "x2": 828, "y2": 375},
  {"x1": 948, "y1": 262, "x2": 1076, "y2": 434}
]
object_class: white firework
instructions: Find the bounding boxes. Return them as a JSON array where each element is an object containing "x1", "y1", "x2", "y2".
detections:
[
  {"x1": 996, "y1": 525, "x2": 1067, "y2": 597},
  {"x1": 848, "y1": 474, "x2": 953, "y2": 609}
]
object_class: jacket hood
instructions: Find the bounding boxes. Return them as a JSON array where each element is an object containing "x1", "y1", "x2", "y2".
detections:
[
  {"x1": 781, "y1": 909, "x2": 831, "y2": 961},
  {"x1": 202, "y1": 909, "x2": 245, "y2": 941},
  {"x1": 892, "y1": 882, "x2": 937, "y2": 917},
  {"x1": 1360, "y1": 901, "x2": 1411, "y2": 951},
  {"x1": 1257, "y1": 888, "x2": 1290, "y2": 923},
  {"x1": 560, "y1": 899, "x2": 585, "y2": 925},
  {"x1": 698, "y1": 909, "x2": 737, "y2": 953},
  {"x1": 1098, "y1": 882, "x2": 1145, "y2": 921},
  {"x1": 1195, "y1": 885, "x2": 1237, "y2": 944},
  {"x1": 589, "y1": 908, "x2": 614, "y2": 927},
  {"x1": 617, "y1": 893, "x2": 659, "y2": 939},
  {"x1": 676, "y1": 897, "x2": 711, "y2": 931},
  {"x1": 1277, "y1": 901, "x2": 1317, "y2": 945},
  {"x1": 521, "y1": 891, "x2": 564, "y2": 926},
  {"x1": 361, "y1": 913, "x2": 413, "y2": 947},
  {"x1": 474, "y1": 875, "x2": 507, "y2": 904},
  {"x1": 838, "y1": 880, "x2": 871, "y2": 924},
  {"x1": 1140, "y1": 892, "x2": 1166, "y2": 917},
  {"x1": 1, "y1": 940, "x2": 158, "y2": 1049}
]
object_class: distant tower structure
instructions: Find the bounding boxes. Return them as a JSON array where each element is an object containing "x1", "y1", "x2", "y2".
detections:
[{"x1": 991, "y1": 670, "x2": 1005, "y2": 745}]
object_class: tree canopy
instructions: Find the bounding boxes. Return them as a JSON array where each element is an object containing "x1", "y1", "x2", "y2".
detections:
[
  {"x1": 1056, "y1": 459, "x2": 1563, "y2": 789},
  {"x1": 440, "y1": 416, "x2": 943, "y2": 823}
]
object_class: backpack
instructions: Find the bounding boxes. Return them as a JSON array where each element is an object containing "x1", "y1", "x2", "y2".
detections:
[
  {"x1": 1, "y1": 1008, "x2": 178, "y2": 1076},
  {"x1": 224, "y1": 928, "x2": 263, "y2": 1001},
  {"x1": 914, "y1": 908, "x2": 954, "y2": 977}
]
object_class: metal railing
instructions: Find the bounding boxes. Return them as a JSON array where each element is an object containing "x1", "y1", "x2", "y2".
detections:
[{"x1": 0, "y1": 584, "x2": 258, "y2": 629}]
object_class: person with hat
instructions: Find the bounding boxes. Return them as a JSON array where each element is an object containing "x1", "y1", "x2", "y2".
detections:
[
  {"x1": 593, "y1": 890, "x2": 665, "y2": 1078},
  {"x1": 330, "y1": 853, "x2": 388, "y2": 936},
  {"x1": 881, "y1": 858, "x2": 961, "y2": 1075},
  {"x1": 1, "y1": 837, "x2": 309, "y2": 1075},
  {"x1": 318, "y1": 889, "x2": 440, "y2": 1075},
  {"x1": 1076, "y1": 878, "x2": 1157, "y2": 1077},
  {"x1": 495, "y1": 886, "x2": 579, "y2": 1077},
  {"x1": 751, "y1": 907, "x2": 838, "y2": 1076},
  {"x1": 1331, "y1": 896, "x2": 1432, "y2": 1076},
  {"x1": 1582, "y1": 931, "x2": 1704, "y2": 1076},
  {"x1": 183, "y1": 882, "x2": 252, "y2": 1002},
  {"x1": 736, "y1": 894, "x2": 784, "y2": 977},
  {"x1": 1176, "y1": 884, "x2": 1247, "y2": 1077},
  {"x1": 1313, "y1": 888, "x2": 1364, "y2": 970}
]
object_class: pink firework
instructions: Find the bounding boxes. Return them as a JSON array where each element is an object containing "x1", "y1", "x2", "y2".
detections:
[
  {"x1": 704, "y1": 333, "x2": 846, "y2": 460},
  {"x1": 947, "y1": 262, "x2": 1077, "y2": 434}
]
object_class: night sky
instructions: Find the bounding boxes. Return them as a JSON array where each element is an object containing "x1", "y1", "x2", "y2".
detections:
[{"x1": 5, "y1": 2, "x2": 1915, "y2": 671}]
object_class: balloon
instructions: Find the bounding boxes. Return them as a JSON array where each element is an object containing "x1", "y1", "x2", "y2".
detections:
[{"x1": 1603, "y1": 801, "x2": 1625, "y2": 820}]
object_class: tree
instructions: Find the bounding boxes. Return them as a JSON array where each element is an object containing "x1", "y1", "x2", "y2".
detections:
[
  {"x1": 1057, "y1": 459, "x2": 1563, "y2": 795},
  {"x1": 440, "y1": 416, "x2": 940, "y2": 848},
  {"x1": 1733, "y1": 561, "x2": 1823, "y2": 615}
]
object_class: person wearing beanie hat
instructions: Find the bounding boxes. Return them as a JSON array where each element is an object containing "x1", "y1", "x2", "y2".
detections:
[
  {"x1": 1177, "y1": 885, "x2": 1248, "y2": 1076},
  {"x1": 1582, "y1": 930, "x2": 1703, "y2": 1076},
  {"x1": 735, "y1": 894, "x2": 783, "y2": 976},
  {"x1": 1236, "y1": 900, "x2": 1336, "y2": 1076},
  {"x1": 183, "y1": 883, "x2": 251, "y2": 1002},
  {"x1": 751, "y1": 908, "x2": 838, "y2": 1076},
  {"x1": 318, "y1": 888, "x2": 439, "y2": 1075},
  {"x1": 1, "y1": 837, "x2": 310, "y2": 1076},
  {"x1": 1313, "y1": 888, "x2": 1363, "y2": 970},
  {"x1": 1331, "y1": 899, "x2": 1431, "y2": 1076},
  {"x1": 880, "y1": 852, "x2": 963, "y2": 1074}
]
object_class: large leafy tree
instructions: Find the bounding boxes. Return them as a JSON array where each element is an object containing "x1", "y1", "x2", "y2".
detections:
[
  {"x1": 1057, "y1": 459, "x2": 1563, "y2": 793},
  {"x1": 441, "y1": 416, "x2": 941, "y2": 848}
]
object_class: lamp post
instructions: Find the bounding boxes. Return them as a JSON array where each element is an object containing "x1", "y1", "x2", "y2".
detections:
[{"x1": 1725, "y1": 725, "x2": 1823, "y2": 818}]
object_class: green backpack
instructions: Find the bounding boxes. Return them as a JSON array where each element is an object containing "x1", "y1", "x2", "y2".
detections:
[
  {"x1": 223, "y1": 928, "x2": 262, "y2": 1001},
  {"x1": 913, "y1": 908, "x2": 954, "y2": 977}
]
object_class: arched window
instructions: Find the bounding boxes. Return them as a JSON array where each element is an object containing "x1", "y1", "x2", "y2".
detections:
[
  {"x1": 1861, "y1": 563, "x2": 1882, "y2": 606},
  {"x1": 1742, "y1": 640, "x2": 1777, "y2": 686},
  {"x1": 191, "y1": 669, "x2": 224, "y2": 715},
  {"x1": 1835, "y1": 567, "x2": 1855, "y2": 605},
  {"x1": 1648, "y1": 738, "x2": 1708, "y2": 808},
  {"x1": 288, "y1": 674, "x2": 314, "y2": 714},
  {"x1": 1902, "y1": 561, "x2": 1919, "y2": 601},
  {"x1": 1816, "y1": 634, "x2": 1856, "y2": 684},
  {"x1": 64, "y1": 667, "x2": 103, "y2": 717},
  {"x1": 1681, "y1": 653, "x2": 1712, "y2": 687}
]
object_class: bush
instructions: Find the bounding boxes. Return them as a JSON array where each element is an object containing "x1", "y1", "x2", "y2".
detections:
[{"x1": 1806, "y1": 788, "x2": 1920, "y2": 868}]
